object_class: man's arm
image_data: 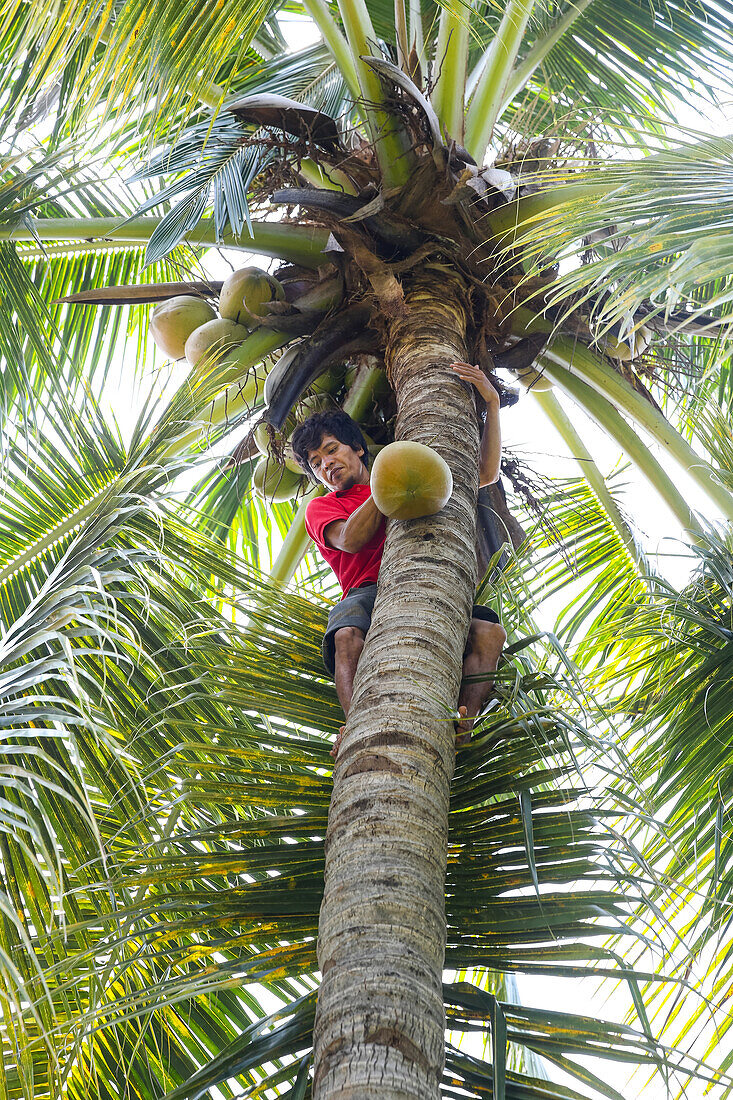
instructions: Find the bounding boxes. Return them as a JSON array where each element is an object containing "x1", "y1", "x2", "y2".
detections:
[
  {"x1": 324, "y1": 494, "x2": 384, "y2": 553},
  {"x1": 451, "y1": 361, "x2": 502, "y2": 486}
]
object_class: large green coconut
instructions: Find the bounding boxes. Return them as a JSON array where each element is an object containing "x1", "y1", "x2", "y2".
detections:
[
  {"x1": 184, "y1": 318, "x2": 250, "y2": 367},
  {"x1": 370, "y1": 441, "x2": 453, "y2": 520},
  {"x1": 149, "y1": 296, "x2": 216, "y2": 360},
  {"x1": 219, "y1": 267, "x2": 285, "y2": 325},
  {"x1": 252, "y1": 456, "x2": 304, "y2": 503}
]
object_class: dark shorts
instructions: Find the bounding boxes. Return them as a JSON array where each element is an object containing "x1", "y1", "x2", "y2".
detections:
[{"x1": 322, "y1": 582, "x2": 500, "y2": 675}]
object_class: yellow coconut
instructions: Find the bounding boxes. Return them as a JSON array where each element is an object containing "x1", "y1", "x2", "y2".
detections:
[
  {"x1": 252, "y1": 457, "x2": 304, "y2": 503},
  {"x1": 219, "y1": 267, "x2": 285, "y2": 324},
  {"x1": 184, "y1": 318, "x2": 250, "y2": 367},
  {"x1": 370, "y1": 441, "x2": 452, "y2": 520},
  {"x1": 149, "y1": 296, "x2": 216, "y2": 360}
]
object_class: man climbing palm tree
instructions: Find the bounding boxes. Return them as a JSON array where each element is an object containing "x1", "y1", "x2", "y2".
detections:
[{"x1": 291, "y1": 360, "x2": 506, "y2": 756}]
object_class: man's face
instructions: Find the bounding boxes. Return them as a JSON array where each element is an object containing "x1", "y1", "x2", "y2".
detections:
[{"x1": 307, "y1": 433, "x2": 369, "y2": 492}]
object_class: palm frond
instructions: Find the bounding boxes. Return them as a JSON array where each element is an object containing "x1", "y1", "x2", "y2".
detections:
[
  {"x1": 470, "y1": 0, "x2": 733, "y2": 136},
  {"x1": 0, "y1": 0, "x2": 280, "y2": 150},
  {"x1": 487, "y1": 469, "x2": 652, "y2": 664},
  {"x1": 0, "y1": 419, "x2": 698, "y2": 1099},
  {"x1": 21, "y1": 243, "x2": 193, "y2": 392},
  {"x1": 552, "y1": 525, "x2": 732, "y2": 1081},
  {"x1": 131, "y1": 113, "x2": 276, "y2": 264},
  {"x1": 221, "y1": 40, "x2": 351, "y2": 117},
  {"x1": 0, "y1": 243, "x2": 63, "y2": 424},
  {"x1": 127, "y1": 41, "x2": 358, "y2": 262},
  {"x1": 510, "y1": 133, "x2": 733, "y2": 324}
]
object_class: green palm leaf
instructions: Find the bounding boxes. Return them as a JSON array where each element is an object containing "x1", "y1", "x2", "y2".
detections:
[
  {"x1": 0, "y1": 420, "x2": 700, "y2": 1099},
  {"x1": 501, "y1": 0, "x2": 733, "y2": 131},
  {"x1": 4, "y1": 0, "x2": 733, "y2": 1095},
  {"x1": 509, "y1": 134, "x2": 733, "y2": 324},
  {"x1": 131, "y1": 114, "x2": 275, "y2": 263}
]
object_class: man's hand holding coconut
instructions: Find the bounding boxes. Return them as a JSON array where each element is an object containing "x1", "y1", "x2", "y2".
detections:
[{"x1": 290, "y1": 362, "x2": 506, "y2": 759}]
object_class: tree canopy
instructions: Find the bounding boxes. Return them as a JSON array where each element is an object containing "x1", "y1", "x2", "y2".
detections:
[{"x1": 2, "y1": 0, "x2": 733, "y2": 1096}]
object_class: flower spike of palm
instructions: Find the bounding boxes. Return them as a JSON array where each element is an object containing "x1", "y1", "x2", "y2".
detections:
[{"x1": 3, "y1": 0, "x2": 733, "y2": 1098}]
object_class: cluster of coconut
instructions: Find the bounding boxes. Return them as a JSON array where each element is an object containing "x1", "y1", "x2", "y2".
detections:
[
  {"x1": 149, "y1": 267, "x2": 309, "y2": 502},
  {"x1": 251, "y1": 415, "x2": 305, "y2": 503},
  {"x1": 148, "y1": 270, "x2": 455, "y2": 518},
  {"x1": 148, "y1": 267, "x2": 284, "y2": 367},
  {"x1": 251, "y1": 378, "x2": 355, "y2": 503}
]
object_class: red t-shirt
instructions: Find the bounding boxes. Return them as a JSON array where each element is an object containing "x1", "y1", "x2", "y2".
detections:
[{"x1": 305, "y1": 483, "x2": 386, "y2": 595}]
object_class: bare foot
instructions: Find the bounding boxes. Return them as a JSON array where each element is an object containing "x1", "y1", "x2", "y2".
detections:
[
  {"x1": 455, "y1": 706, "x2": 472, "y2": 746},
  {"x1": 331, "y1": 725, "x2": 345, "y2": 759}
]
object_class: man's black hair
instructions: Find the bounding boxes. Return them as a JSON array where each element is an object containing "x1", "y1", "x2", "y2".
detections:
[{"x1": 290, "y1": 410, "x2": 370, "y2": 482}]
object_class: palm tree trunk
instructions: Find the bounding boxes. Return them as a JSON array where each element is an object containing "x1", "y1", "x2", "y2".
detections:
[{"x1": 313, "y1": 270, "x2": 480, "y2": 1098}]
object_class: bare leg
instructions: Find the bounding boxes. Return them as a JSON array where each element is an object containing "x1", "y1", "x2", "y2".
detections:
[
  {"x1": 456, "y1": 619, "x2": 506, "y2": 743},
  {"x1": 332, "y1": 626, "x2": 365, "y2": 757}
]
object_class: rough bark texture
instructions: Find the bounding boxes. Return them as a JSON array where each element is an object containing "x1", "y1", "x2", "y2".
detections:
[{"x1": 313, "y1": 270, "x2": 480, "y2": 1099}]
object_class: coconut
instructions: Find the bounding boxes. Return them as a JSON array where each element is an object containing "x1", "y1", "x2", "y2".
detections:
[
  {"x1": 253, "y1": 420, "x2": 273, "y2": 456},
  {"x1": 219, "y1": 267, "x2": 285, "y2": 325},
  {"x1": 149, "y1": 296, "x2": 216, "y2": 360},
  {"x1": 253, "y1": 418, "x2": 302, "y2": 474},
  {"x1": 184, "y1": 318, "x2": 250, "y2": 367},
  {"x1": 370, "y1": 441, "x2": 453, "y2": 521},
  {"x1": 252, "y1": 456, "x2": 304, "y2": 503}
]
